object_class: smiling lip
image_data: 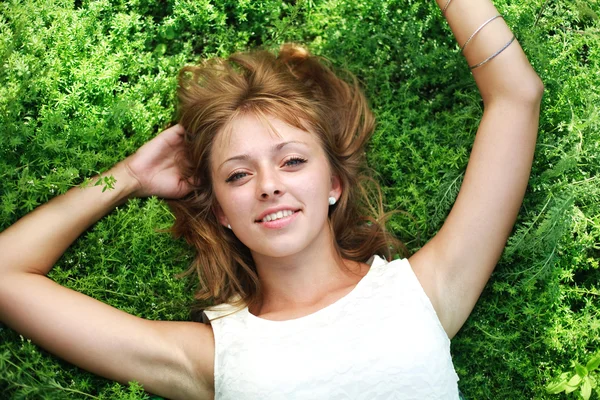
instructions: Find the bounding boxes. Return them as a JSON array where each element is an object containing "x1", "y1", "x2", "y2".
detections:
[
  {"x1": 255, "y1": 206, "x2": 300, "y2": 222},
  {"x1": 256, "y1": 210, "x2": 299, "y2": 229}
]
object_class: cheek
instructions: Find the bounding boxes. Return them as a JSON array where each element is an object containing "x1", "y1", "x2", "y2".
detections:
[
  {"x1": 288, "y1": 169, "x2": 330, "y2": 204},
  {"x1": 213, "y1": 184, "x2": 246, "y2": 225},
  {"x1": 217, "y1": 188, "x2": 251, "y2": 215}
]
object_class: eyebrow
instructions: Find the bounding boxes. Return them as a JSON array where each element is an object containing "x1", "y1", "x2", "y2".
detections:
[{"x1": 217, "y1": 140, "x2": 309, "y2": 172}]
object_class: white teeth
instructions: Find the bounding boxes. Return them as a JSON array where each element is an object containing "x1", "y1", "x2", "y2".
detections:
[{"x1": 261, "y1": 210, "x2": 294, "y2": 222}]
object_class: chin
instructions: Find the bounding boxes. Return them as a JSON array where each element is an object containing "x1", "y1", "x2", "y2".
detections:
[
  {"x1": 249, "y1": 242, "x2": 309, "y2": 259},
  {"x1": 243, "y1": 231, "x2": 323, "y2": 260},
  {"x1": 239, "y1": 219, "x2": 331, "y2": 260}
]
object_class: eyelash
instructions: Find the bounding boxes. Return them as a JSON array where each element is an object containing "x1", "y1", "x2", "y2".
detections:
[
  {"x1": 283, "y1": 156, "x2": 308, "y2": 167},
  {"x1": 225, "y1": 171, "x2": 248, "y2": 183},
  {"x1": 225, "y1": 157, "x2": 308, "y2": 183}
]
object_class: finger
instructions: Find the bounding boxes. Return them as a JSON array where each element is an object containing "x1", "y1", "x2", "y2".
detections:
[
  {"x1": 174, "y1": 179, "x2": 195, "y2": 199},
  {"x1": 160, "y1": 124, "x2": 186, "y2": 147},
  {"x1": 186, "y1": 175, "x2": 201, "y2": 187},
  {"x1": 168, "y1": 124, "x2": 185, "y2": 136}
]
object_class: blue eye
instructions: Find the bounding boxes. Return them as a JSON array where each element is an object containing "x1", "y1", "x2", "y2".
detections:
[
  {"x1": 284, "y1": 157, "x2": 307, "y2": 167},
  {"x1": 225, "y1": 171, "x2": 248, "y2": 183}
]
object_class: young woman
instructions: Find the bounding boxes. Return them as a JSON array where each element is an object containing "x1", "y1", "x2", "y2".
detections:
[{"x1": 0, "y1": 0, "x2": 543, "y2": 399}]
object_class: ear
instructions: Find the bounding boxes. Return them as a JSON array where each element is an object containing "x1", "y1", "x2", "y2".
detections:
[
  {"x1": 329, "y1": 174, "x2": 342, "y2": 201},
  {"x1": 213, "y1": 203, "x2": 230, "y2": 228}
]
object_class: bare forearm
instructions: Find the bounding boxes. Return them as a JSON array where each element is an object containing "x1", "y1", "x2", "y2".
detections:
[
  {"x1": 0, "y1": 163, "x2": 139, "y2": 276},
  {"x1": 436, "y1": 0, "x2": 543, "y2": 102}
]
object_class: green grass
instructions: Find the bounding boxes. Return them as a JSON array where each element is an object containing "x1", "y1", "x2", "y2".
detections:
[{"x1": 1, "y1": 0, "x2": 599, "y2": 398}]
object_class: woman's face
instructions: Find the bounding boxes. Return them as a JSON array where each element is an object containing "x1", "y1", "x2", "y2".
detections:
[{"x1": 210, "y1": 113, "x2": 341, "y2": 259}]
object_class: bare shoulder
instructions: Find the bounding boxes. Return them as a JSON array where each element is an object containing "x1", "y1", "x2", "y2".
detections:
[
  {"x1": 407, "y1": 241, "x2": 452, "y2": 335},
  {"x1": 408, "y1": 230, "x2": 496, "y2": 339},
  {"x1": 408, "y1": 243, "x2": 442, "y2": 310}
]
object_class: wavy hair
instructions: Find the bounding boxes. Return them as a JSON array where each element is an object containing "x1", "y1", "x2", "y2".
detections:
[{"x1": 169, "y1": 44, "x2": 406, "y2": 310}]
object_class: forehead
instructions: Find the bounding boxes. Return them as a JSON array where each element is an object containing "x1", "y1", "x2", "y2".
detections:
[{"x1": 211, "y1": 113, "x2": 322, "y2": 165}]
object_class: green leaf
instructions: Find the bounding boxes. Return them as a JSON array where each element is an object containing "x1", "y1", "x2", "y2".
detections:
[
  {"x1": 93, "y1": 175, "x2": 116, "y2": 192},
  {"x1": 565, "y1": 383, "x2": 579, "y2": 394},
  {"x1": 547, "y1": 372, "x2": 571, "y2": 394},
  {"x1": 154, "y1": 43, "x2": 167, "y2": 56},
  {"x1": 546, "y1": 379, "x2": 569, "y2": 394},
  {"x1": 568, "y1": 374, "x2": 583, "y2": 387},
  {"x1": 586, "y1": 354, "x2": 600, "y2": 372},
  {"x1": 164, "y1": 26, "x2": 175, "y2": 40},
  {"x1": 581, "y1": 376, "x2": 592, "y2": 400},
  {"x1": 575, "y1": 363, "x2": 589, "y2": 378}
]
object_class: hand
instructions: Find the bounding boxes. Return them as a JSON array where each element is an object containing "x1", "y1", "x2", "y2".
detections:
[{"x1": 122, "y1": 124, "x2": 194, "y2": 199}]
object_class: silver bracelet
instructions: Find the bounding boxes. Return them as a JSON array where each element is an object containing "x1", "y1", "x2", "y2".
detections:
[
  {"x1": 461, "y1": 14, "x2": 503, "y2": 53},
  {"x1": 469, "y1": 35, "x2": 516, "y2": 70},
  {"x1": 442, "y1": 0, "x2": 453, "y2": 15}
]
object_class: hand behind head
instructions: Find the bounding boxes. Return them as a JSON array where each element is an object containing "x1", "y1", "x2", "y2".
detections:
[{"x1": 123, "y1": 124, "x2": 195, "y2": 199}]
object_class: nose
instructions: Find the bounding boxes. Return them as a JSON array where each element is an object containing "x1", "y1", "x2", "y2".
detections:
[{"x1": 256, "y1": 168, "x2": 285, "y2": 200}]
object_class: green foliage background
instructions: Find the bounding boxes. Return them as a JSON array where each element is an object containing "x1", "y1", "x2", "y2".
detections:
[{"x1": 0, "y1": 0, "x2": 599, "y2": 398}]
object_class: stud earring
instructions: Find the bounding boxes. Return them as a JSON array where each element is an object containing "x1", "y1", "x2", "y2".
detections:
[
  {"x1": 328, "y1": 196, "x2": 336, "y2": 206},
  {"x1": 227, "y1": 224, "x2": 232, "y2": 229}
]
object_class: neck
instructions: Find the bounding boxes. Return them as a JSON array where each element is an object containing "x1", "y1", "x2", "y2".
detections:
[{"x1": 250, "y1": 225, "x2": 367, "y2": 317}]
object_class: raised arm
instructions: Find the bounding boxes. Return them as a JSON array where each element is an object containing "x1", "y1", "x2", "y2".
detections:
[
  {"x1": 409, "y1": 0, "x2": 544, "y2": 338},
  {"x1": 0, "y1": 125, "x2": 214, "y2": 399}
]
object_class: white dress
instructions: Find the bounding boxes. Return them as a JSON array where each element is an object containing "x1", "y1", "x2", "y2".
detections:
[{"x1": 203, "y1": 255, "x2": 460, "y2": 399}]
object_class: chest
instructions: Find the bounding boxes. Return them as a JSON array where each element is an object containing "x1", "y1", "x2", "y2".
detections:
[{"x1": 213, "y1": 297, "x2": 457, "y2": 399}]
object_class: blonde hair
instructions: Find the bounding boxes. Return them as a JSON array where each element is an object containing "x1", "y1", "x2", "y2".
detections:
[{"x1": 169, "y1": 44, "x2": 406, "y2": 310}]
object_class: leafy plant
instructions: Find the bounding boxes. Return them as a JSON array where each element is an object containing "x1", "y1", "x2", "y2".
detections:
[
  {"x1": 547, "y1": 354, "x2": 600, "y2": 399},
  {"x1": 1, "y1": 0, "x2": 599, "y2": 398}
]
